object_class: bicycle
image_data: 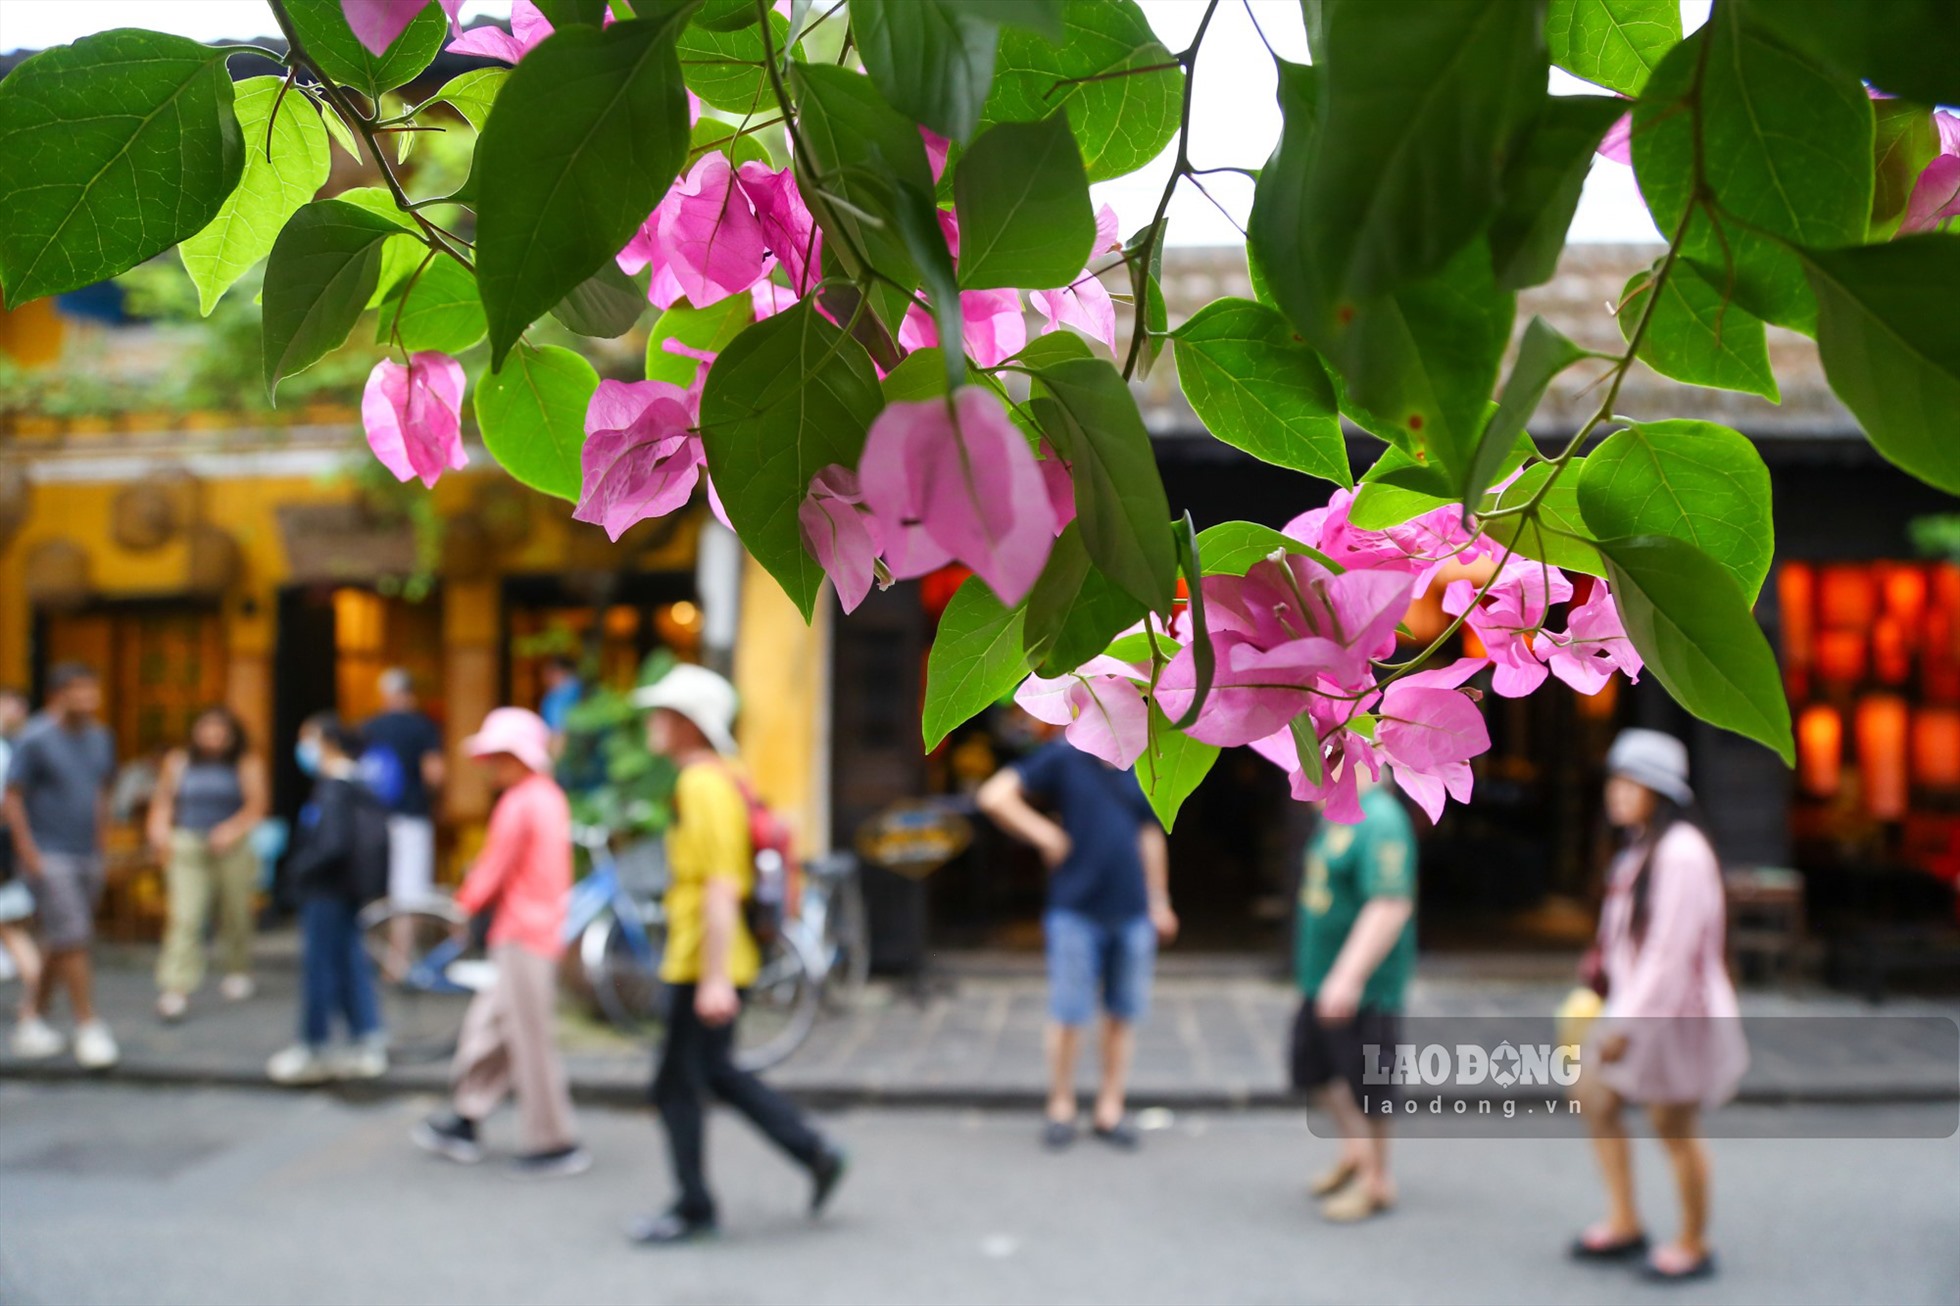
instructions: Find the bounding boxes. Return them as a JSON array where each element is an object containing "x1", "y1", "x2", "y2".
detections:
[
  {"x1": 356, "y1": 895, "x2": 484, "y2": 1063},
  {"x1": 790, "y1": 851, "x2": 870, "y2": 1011}
]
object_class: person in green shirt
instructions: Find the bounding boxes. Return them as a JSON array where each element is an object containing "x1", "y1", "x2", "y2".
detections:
[{"x1": 1290, "y1": 774, "x2": 1418, "y2": 1224}]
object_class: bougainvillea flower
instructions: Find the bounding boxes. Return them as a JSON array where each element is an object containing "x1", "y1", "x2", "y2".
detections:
[
  {"x1": 1015, "y1": 657, "x2": 1151, "y2": 769},
  {"x1": 1901, "y1": 154, "x2": 1960, "y2": 233},
  {"x1": 1029, "y1": 205, "x2": 1123, "y2": 352},
  {"x1": 898, "y1": 290, "x2": 1028, "y2": 369},
  {"x1": 1157, "y1": 634, "x2": 1352, "y2": 748},
  {"x1": 616, "y1": 191, "x2": 688, "y2": 309},
  {"x1": 1374, "y1": 657, "x2": 1489, "y2": 820},
  {"x1": 1535, "y1": 581, "x2": 1643, "y2": 695},
  {"x1": 798, "y1": 465, "x2": 883, "y2": 614},
  {"x1": 446, "y1": 0, "x2": 552, "y2": 62},
  {"x1": 1284, "y1": 489, "x2": 1481, "y2": 593},
  {"x1": 736, "y1": 161, "x2": 821, "y2": 296},
  {"x1": 921, "y1": 127, "x2": 952, "y2": 183},
  {"x1": 1597, "y1": 111, "x2": 1633, "y2": 165},
  {"x1": 343, "y1": 0, "x2": 463, "y2": 55},
  {"x1": 858, "y1": 388, "x2": 1058, "y2": 605},
  {"x1": 1038, "y1": 441, "x2": 1076, "y2": 533},
  {"x1": 1443, "y1": 559, "x2": 1574, "y2": 697},
  {"x1": 1206, "y1": 552, "x2": 1415, "y2": 673},
  {"x1": 573, "y1": 379, "x2": 702, "y2": 540},
  {"x1": 362, "y1": 352, "x2": 467, "y2": 488},
  {"x1": 659, "y1": 152, "x2": 772, "y2": 308}
]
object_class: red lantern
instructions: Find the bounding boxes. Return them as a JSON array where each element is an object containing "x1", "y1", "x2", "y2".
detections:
[
  {"x1": 1798, "y1": 705, "x2": 1843, "y2": 797},
  {"x1": 1857, "y1": 695, "x2": 1910, "y2": 820}
]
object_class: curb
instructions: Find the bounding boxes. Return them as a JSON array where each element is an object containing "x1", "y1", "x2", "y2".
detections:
[{"x1": 4, "y1": 1062, "x2": 1954, "y2": 1112}]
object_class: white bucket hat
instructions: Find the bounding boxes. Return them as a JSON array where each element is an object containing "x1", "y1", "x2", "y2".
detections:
[
  {"x1": 631, "y1": 663, "x2": 739, "y2": 756},
  {"x1": 1606, "y1": 728, "x2": 1693, "y2": 806}
]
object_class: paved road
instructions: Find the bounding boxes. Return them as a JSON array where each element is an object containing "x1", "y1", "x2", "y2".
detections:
[{"x1": 0, "y1": 1083, "x2": 1954, "y2": 1305}]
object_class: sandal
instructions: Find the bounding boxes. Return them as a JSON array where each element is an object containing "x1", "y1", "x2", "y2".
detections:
[
  {"x1": 1568, "y1": 1225, "x2": 1649, "y2": 1261},
  {"x1": 1319, "y1": 1183, "x2": 1393, "y2": 1223},
  {"x1": 1640, "y1": 1246, "x2": 1717, "y2": 1283},
  {"x1": 1309, "y1": 1159, "x2": 1358, "y2": 1198}
]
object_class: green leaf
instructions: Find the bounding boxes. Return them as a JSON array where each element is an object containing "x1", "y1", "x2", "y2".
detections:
[
  {"x1": 1166, "y1": 513, "x2": 1214, "y2": 731},
  {"x1": 1487, "y1": 94, "x2": 1625, "y2": 290},
  {"x1": 1029, "y1": 357, "x2": 1177, "y2": 612},
  {"x1": 318, "y1": 98, "x2": 361, "y2": 161},
  {"x1": 854, "y1": 0, "x2": 999, "y2": 144},
  {"x1": 1577, "y1": 420, "x2": 1774, "y2": 601},
  {"x1": 550, "y1": 260, "x2": 647, "y2": 338},
  {"x1": 475, "y1": 13, "x2": 693, "y2": 367},
  {"x1": 178, "y1": 77, "x2": 330, "y2": 315},
  {"x1": 287, "y1": 0, "x2": 448, "y2": 100},
  {"x1": 1135, "y1": 703, "x2": 1218, "y2": 831},
  {"x1": 1632, "y1": 14, "x2": 1873, "y2": 335},
  {"x1": 1123, "y1": 216, "x2": 1169, "y2": 374},
  {"x1": 677, "y1": 12, "x2": 792, "y2": 113},
  {"x1": 953, "y1": 115, "x2": 1096, "y2": 291},
  {"x1": 1483, "y1": 462, "x2": 1605, "y2": 576},
  {"x1": 0, "y1": 30, "x2": 244, "y2": 305},
  {"x1": 535, "y1": 0, "x2": 612, "y2": 26},
  {"x1": 1801, "y1": 237, "x2": 1960, "y2": 496},
  {"x1": 1618, "y1": 261, "x2": 1778, "y2": 401},
  {"x1": 1349, "y1": 445, "x2": 1456, "y2": 531},
  {"x1": 474, "y1": 343, "x2": 600, "y2": 503},
  {"x1": 698, "y1": 301, "x2": 887, "y2": 618},
  {"x1": 1023, "y1": 523, "x2": 1147, "y2": 676},
  {"x1": 429, "y1": 68, "x2": 510, "y2": 134},
  {"x1": 979, "y1": 0, "x2": 1181, "y2": 183},
  {"x1": 1170, "y1": 298, "x2": 1349, "y2": 487},
  {"x1": 891, "y1": 181, "x2": 966, "y2": 391},
  {"x1": 881, "y1": 347, "x2": 958, "y2": 404},
  {"x1": 792, "y1": 62, "x2": 934, "y2": 288},
  {"x1": 947, "y1": 0, "x2": 1066, "y2": 42},
  {"x1": 1299, "y1": 0, "x2": 1546, "y2": 301},
  {"x1": 695, "y1": 0, "x2": 760, "y2": 31},
  {"x1": 1194, "y1": 521, "x2": 1336, "y2": 577},
  {"x1": 645, "y1": 293, "x2": 753, "y2": 384},
  {"x1": 923, "y1": 577, "x2": 1029, "y2": 749},
  {"x1": 1464, "y1": 316, "x2": 1591, "y2": 505},
  {"x1": 1732, "y1": 0, "x2": 1960, "y2": 108},
  {"x1": 1598, "y1": 535, "x2": 1794, "y2": 764},
  {"x1": 690, "y1": 117, "x2": 774, "y2": 168},
  {"x1": 261, "y1": 199, "x2": 405, "y2": 399},
  {"x1": 1545, "y1": 0, "x2": 1680, "y2": 96},
  {"x1": 1870, "y1": 99, "x2": 1942, "y2": 241},
  {"x1": 377, "y1": 256, "x2": 487, "y2": 353}
]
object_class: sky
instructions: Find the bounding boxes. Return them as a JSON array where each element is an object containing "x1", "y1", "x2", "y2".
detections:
[{"x1": 0, "y1": 0, "x2": 1712, "y2": 246}]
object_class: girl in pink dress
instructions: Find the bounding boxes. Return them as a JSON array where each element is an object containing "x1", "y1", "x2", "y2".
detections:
[{"x1": 1571, "y1": 729, "x2": 1747, "y2": 1284}]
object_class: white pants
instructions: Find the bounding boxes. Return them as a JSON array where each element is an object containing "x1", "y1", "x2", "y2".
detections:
[{"x1": 386, "y1": 815, "x2": 437, "y2": 906}]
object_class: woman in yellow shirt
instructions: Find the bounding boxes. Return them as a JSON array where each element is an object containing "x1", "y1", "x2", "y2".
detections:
[{"x1": 625, "y1": 665, "x2": 846, "y2": 1246}]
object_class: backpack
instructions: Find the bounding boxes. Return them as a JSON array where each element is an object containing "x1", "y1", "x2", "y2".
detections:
[
  {"x1": 716, "y1": 765, "x2": 796, "y2": 945},
  {"x1": 357, "y1": 745, "x2": 407, "y2": 810}
]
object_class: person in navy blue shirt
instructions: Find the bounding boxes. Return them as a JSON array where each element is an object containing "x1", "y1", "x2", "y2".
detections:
[{"x1": 978, "y1": 726, "x2": 1176, "y2": 1151}]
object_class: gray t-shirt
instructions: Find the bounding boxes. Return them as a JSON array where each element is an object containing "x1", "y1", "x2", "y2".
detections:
[{"x1": 6, "y1": 714, "x2": 115, "y2": 856}]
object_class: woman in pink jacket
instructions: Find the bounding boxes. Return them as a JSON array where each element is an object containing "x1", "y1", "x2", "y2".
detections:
[
  {"x1": 1571, "y1": 729, "x2": 1746, "y2": 1284},
  {"x1": 411, "y1": 708, "x2": 588, "y2": 1178}
]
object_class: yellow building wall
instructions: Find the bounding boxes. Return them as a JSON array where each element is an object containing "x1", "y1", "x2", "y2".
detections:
[{"x1": 733, "y1": 556, "x2": 831, "y2": 858}]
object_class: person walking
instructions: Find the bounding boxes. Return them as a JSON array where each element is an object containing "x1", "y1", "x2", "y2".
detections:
[
  {"x1": 363, "y1": 668, "x2": 446, "y2": 969},
  {"x1": 976, "y1": 724, "x2": 1177, "y2": 1151},
  {"x1": 625, "y1": 664, "x2": 847, "y2": 1246},
  {"x1": 2, "y1": 664, "x2": 119, "y2": 1068},
  {"x1": 413, "y1": 707, "x2": 589, "y2": 1178},
  {"x1": 537, "y1": 655, "x2": 582, "y2": 755},
  {"x1": 147, "y1": 706, "x2": 267, "y2": 1022},
  {"x1": 267, "y1": 713, "x2": 389, "y2": 1085},
  {"x1": 1570, "y1": 729, "x2": 1746, "y2": 1284},
  {"x1": 1289, "y1": 767, "x2": 1418, "y2": 1224},
  {"x1": 0, "y1": 687, "x2": 41, "y2": 1027}
]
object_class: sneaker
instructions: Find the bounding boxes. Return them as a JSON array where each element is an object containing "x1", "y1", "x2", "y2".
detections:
[
  {"x1": 625, "y1": 1210, "x2": 717, "y2": 1247},
  {"x1": 508, "y1": 1145, "x2": 592, "y2": 1180},
  {"x1": 219, "y1": 974, "x2": 256, "y2": 1002},
  {"x1": 411, "y1": 1111, "x2": 484, "y2": 1165},
  {"x1": 1091, "y1": 1117, "x2": 1141, "y2": 1151},
  {"x1": 337, "y1": 1038, "x2": 388, "y2": 1080},
  {"x1": 74, "y1": 1020, "x2": 119, "y2": 1070},
  {"x1": 156, "y1": 991, "x2": 188, "y2": 1023},
  {"x1": 9, "y1": 1016, "x2": 65, "y2": 1060},
  {"x1": 808, "y1": 1143, "x2": 849, "y2": 1215},
  {"x1": 1041, "y1": 1118, "x2": 1077, "y2": 1152},
  {"x1": 266, "y1": 1044, "x2": 335, "y2": 1085}
]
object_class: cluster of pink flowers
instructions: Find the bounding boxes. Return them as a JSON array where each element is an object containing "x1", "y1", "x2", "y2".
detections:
[
  {"x1": 617, "y1": 152, "x2": 820, "y2": 318},
  {"x1": 1017, "y1": 488, "x2": 1644, "y2": 824},
  {"x1": 799, "y1": 388, "x2": 1072, "y2": 612}
]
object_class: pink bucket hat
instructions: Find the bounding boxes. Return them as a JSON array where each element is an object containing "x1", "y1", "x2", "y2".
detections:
[{"x1": 462, "y1": 707, "x2": 553, "y2": 774}]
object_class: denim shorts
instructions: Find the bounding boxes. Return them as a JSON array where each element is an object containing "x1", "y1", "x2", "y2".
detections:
[{"x1": 1044, "y1": 908, "x2": 1156, "y2": 1026}]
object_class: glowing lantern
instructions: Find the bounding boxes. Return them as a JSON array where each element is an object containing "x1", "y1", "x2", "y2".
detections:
[
  {"x1": 1820, "y1": 565, "x2": 1876, "y2": 629},
  {"x1": 1816, "y1": 628, "x2": 1867, "y2": 685},
  {"x1": 1778, "y1": 562, "x2": 1814, "y2": 666},
  {"x1": 1884, "y1": 566, "x2": 1928, "y2": 627},
  {"x1": 1874, "y1": 616, "x2": 1912, "y2": 684},
  {"x1": 1912, "y1": 709, "x2": 1960, "y2": 790},
  {"x1": 1856, "y1": 695, "x2": 1910, "y2": 819},
  {"x1": 1797, "y1": 705, "x2": 1843, "y2": 796}
]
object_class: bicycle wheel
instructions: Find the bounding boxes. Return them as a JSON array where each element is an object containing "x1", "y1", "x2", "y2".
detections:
[
  {"x1": 822, "y1": 871, "x2": 872, "y2": 1010},
  {"x1": 734, "y1": 929, "x2": 821, "y2": 1072},
  {"x1": 358, "y1": 900, "x2": 477, "y2": 1063},
  {"x1": 580, "y1": 908, "x2": 666, "y2": 1037}
]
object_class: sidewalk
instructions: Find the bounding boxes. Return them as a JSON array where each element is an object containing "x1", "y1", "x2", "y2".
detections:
[{"x1": 2, "y1": 940, "x2": 1955, "y2": 1107}]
